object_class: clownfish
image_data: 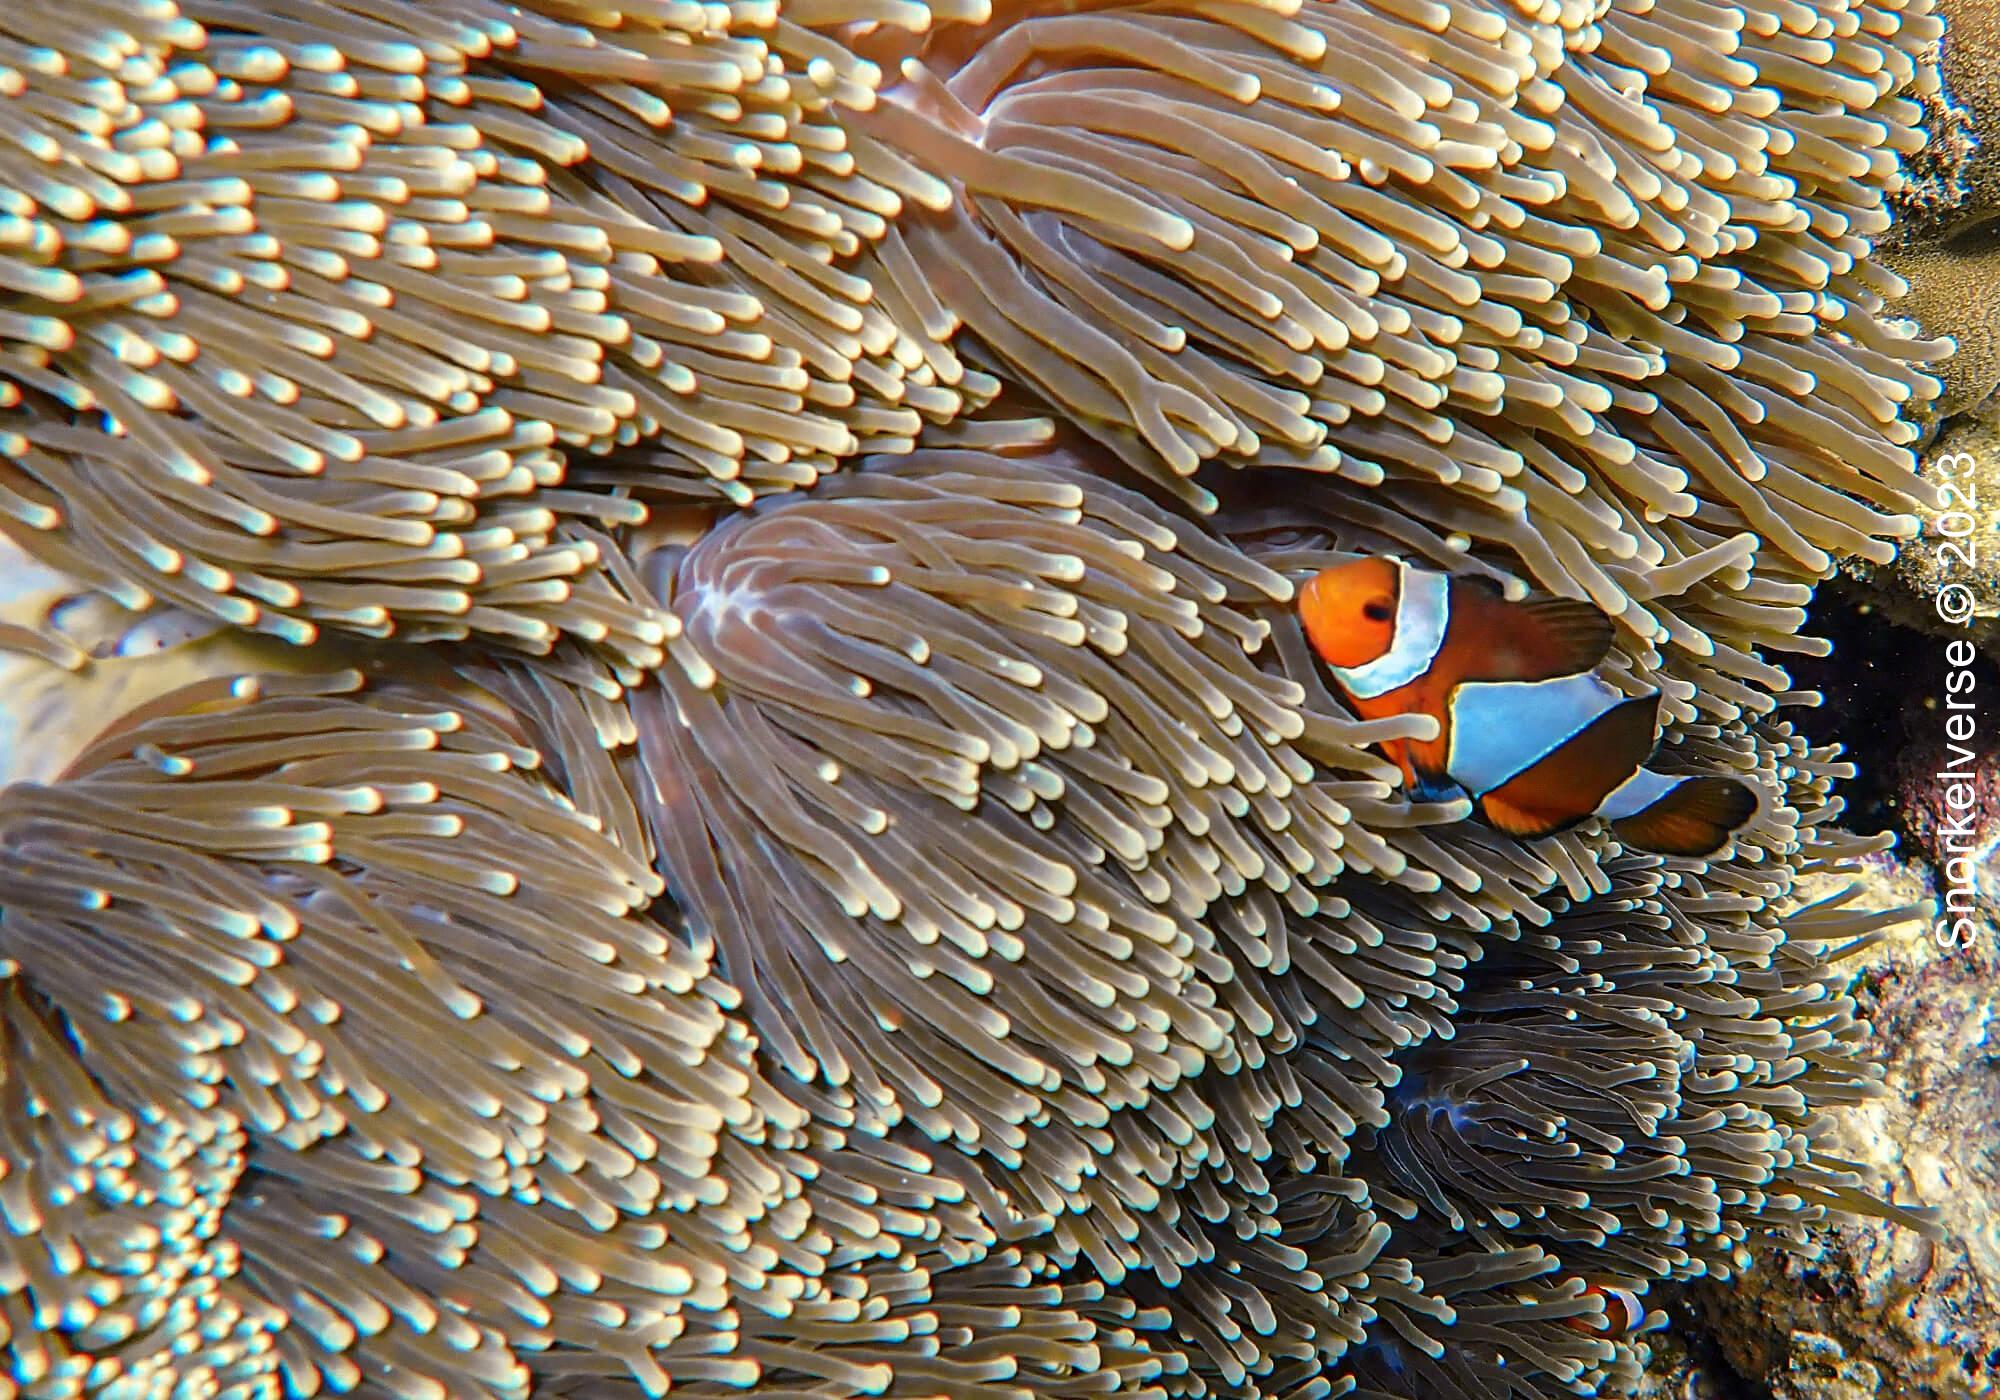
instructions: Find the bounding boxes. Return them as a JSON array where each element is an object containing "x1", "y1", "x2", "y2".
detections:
[
  {"x1": 1563, "y1": 1285, "x2": 1654, "y2": 1338},
  {"x1": 1298, "y1": 556, "x2": 1759, "y2": 857}
]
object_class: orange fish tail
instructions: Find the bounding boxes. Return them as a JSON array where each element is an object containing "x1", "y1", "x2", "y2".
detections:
[{"x1": 1611, "y1": 775, "x2": 1758, "y2": 857}]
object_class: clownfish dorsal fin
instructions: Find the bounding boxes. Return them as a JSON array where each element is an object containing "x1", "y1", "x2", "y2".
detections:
[
  {"x1": 1446, "y1": 578, "x2": 1616, "y2": 686},
  {"x1": 1610, "y1": 774, "x2": 1760, "y2": 857},
  {"x1": 1473, "y1": 691, "x2": 1660, "y2": 840}
]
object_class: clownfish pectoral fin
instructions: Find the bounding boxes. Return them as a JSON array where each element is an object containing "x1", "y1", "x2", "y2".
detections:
[
  {"x1": 1382, "y1": 737, "x2": 1460, "y2": 802},
  {"x1": 1609, "y1": 774, "x2": 1760, "y2": 857},
  {"x1": 1408, "y1": 769, "x2": 1464, "y2": 804},
  {"x1": 1378, "y1": 736, "x2": 1413, "y2": 787},
  {"x1": 1406, "y1": 743, "x2": 1456, "y2": 799},
  {"x1": 1450, "y1": 580, "x2": 1617, "y2": 685},
  {"x1": 1473, "y1": 692, "x2": 1660, "y2": 840}
]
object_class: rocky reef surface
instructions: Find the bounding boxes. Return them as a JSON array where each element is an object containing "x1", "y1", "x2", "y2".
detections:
[
  {"x1": 1695, "y1": 861, "x2": 2000, "y2": 1400},
  {"x1": 1861, "y1": 0, "x2": 2000, "y2": 645},
  {"x1": 1844, "y1": 410, "x2": 2000, "y2": 649},
  {"x1": 1627, "y1": 852, "x2": 2000, "y2": 1400}
]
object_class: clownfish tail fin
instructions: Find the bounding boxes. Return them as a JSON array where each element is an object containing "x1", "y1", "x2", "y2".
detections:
[{"x1": 1611, "y1": 775, "x2": 1759, "y2": 857}]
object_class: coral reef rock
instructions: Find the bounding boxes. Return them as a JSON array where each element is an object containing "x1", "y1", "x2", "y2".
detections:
[
  {"x1": 1696, "y1": 862, "x2": 2000, "y2": 1400},
  {"x1": 1867, "y1": 0, "x2": 2000, "y2": 641},
  {"x1": 1841, "y1": 406, "x2": 2000, "y2": 650},
  {"x1": 1882, "y1": 0, "x2": 1998, "y2": 416}
]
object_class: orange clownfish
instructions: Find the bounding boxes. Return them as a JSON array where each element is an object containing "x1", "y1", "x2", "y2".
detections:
[
  {"x1": 1298, "y1": 557, "x2": 1759, "y2": 857},
  {"x1": 1564, "y1": 1285, "x2": 1654, "y2": 1337}
]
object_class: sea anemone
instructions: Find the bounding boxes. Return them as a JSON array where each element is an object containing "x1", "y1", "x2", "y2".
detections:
[{"x1": 0, "y1": 0, "x2": 1951, "y2": 1394}]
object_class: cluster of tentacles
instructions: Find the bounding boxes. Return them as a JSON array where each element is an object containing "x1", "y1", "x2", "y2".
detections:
[{"x1": 0, "y1": 0, "x2": 1949, "y2": 1395}]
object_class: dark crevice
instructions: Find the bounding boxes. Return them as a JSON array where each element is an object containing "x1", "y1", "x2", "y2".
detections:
[
  {"x1": 1690, "y1": 1328, "x2": 1778, "y2": 1400},
  {"x1": 1656, "y1": 1283, "x2": 1779, "y2": 1400},
  {"x1": 1784, "y1": 579, "x2": 2000, "y2": 851}
]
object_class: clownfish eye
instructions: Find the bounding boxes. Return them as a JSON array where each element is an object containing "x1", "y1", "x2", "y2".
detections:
[{"x1": 1362, "y1": 598, "x2": 1394, "y2": 623}]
